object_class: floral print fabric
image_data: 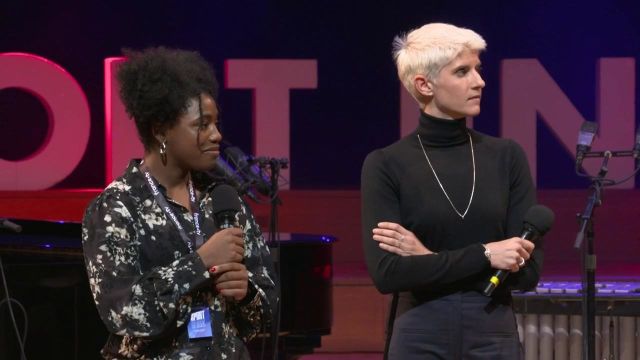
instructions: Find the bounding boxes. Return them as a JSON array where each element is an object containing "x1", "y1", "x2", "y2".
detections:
[{"x1": 82, "y1": 160, "x2": 277, "y2": 359}]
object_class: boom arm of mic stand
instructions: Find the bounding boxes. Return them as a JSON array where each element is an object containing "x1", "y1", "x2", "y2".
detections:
[{"x1": 582, "y1": 150, "x2": 635, "y2": 158}]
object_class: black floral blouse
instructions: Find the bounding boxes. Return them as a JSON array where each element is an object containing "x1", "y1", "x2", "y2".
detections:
[{"x1": 82, "y1": 160, "x2": 277, "y2": 359}]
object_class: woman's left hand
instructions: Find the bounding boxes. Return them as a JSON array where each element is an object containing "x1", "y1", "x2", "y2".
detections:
[
  {"x1": 372, "y1": 222, "x2": 433, "y2": 256},
  {"x1": 211, "y1": 262, "x2": 249, "y2": 301}
]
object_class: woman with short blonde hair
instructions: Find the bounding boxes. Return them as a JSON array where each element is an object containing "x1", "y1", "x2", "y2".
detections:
[{"x1": 362, "y1": 23, "x2": 540, "y2": 359}]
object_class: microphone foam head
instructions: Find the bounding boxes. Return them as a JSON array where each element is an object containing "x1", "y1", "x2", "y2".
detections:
[
  {"x1": 523, "y1": 204, "x2": 555, "y2": 236},
  {"x1": 577, "y1": 121, "x2": 598, "y2": 148},
  {"x1": 212, "y1": 184, "x2": 242, "y2": 215}
]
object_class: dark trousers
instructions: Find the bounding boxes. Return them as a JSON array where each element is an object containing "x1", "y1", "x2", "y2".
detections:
[{"x1": 388, "y1": 291, "x2": 522, "y2": 360}]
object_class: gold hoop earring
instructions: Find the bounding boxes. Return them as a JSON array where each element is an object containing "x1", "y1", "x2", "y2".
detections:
[{"x1": 159, "y1": 140, "x2": 167, "y2": 165}]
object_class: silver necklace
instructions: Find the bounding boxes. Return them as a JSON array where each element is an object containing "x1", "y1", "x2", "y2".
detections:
[{"x1": 417, "y1": 133, "x2": 476, "y2": 219}]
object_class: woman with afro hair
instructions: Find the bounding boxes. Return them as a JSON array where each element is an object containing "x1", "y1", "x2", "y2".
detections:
[{"x1": 82, "y1": 47, "x2": 277, "y2": 359}]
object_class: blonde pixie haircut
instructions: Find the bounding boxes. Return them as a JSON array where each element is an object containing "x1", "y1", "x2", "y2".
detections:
[{"x1": 393, "y1": 23, "x2": 486, "y2": 106}]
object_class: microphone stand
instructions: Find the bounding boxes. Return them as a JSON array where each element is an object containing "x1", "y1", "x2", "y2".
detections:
[
  {"x1": 268, "y1": 158, "x2": 287, "y2": 360},
  {"x1": 574, "y1": 151, "x2": 610, "y2": 360},
  {"x1": 573, "y1": 144, "x2": 640, "y2": 360},
  {"x1": 249, "y1": 156, "x2": 288, "y2": 244},
  {"x1": 266, "y1": 159, "x2": 287, "y2": 246},
  {"x1": 254, "y1": 157, "x2": 288, "y2": 360}
]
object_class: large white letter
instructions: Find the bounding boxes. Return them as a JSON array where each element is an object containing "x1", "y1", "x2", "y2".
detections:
[
  {"x1": 0, "y1": 53, "x2": 90, "y2": 190},
  {"x1": 225, "y1": 60, "x2": 317, "y2": 187},
  {"x1": 104, "y1": 57, "x2": 143, "y2": 184},
  {"x1": 501, "y1": 58, "x2": 635, "y2": 188}
]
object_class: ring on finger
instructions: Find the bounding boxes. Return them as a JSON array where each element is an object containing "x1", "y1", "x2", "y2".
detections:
[{"x1": 518, "y1": 257, "x2": 525, "y2": 266}]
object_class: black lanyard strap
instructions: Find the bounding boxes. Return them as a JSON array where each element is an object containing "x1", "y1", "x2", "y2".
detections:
[
  {"x1": 140, "y1": 166, "x2": 205, "y2": 251},
  {"x1": 187, "y1": 179, "x2": 205, "y2": 247}
]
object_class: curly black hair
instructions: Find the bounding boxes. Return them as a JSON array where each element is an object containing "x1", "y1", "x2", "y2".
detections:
[{"x1": 117, "y1": 47, "x2": 219, "y2": 150}]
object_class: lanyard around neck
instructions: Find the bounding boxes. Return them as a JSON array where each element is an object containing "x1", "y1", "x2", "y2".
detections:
[{"x1": 139, "y1": 165, "x2": 205, "y2": 251}]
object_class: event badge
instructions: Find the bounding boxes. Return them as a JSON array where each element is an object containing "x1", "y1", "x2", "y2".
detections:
[{"x1": 187, "y1": 307, "x2": 213, "y2": 339}]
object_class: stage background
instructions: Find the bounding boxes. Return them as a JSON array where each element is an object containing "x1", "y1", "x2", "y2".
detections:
[{"x1": 2, "y1": 0, "x2": 640, "y2": 272}]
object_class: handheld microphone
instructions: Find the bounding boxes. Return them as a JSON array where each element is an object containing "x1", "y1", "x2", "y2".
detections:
[
  {"x1": 0, "y1": 219, "x2": 22, "y2": 233},
  {"x1": 575, "y1": 121, "x2": 598, "y2": 168},
  {"x1": 223, "y1": 147, "x2": 272, "y2": 196},
  {"x1": 211, "y1": 184, "x2": 242, "y2": 229},
  {"x1": 483, "y1": 205, "x2": 555, "y2": 297}
]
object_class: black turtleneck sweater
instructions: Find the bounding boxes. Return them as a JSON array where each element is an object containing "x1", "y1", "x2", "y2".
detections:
[{"x1": 361, "y1": 112, "x2": 541, "y2": 296}]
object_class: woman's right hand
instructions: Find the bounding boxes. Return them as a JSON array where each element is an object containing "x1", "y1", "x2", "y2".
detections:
[
  {"x1": 196, "y1": 228, "x2": 245, "y2": 268},
  {"x1": 484, "y1": 237, "x2": 535, "y2": 272},
  {"x1": 372, "y1": 222, "x2": 433, "y2": 256}
]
